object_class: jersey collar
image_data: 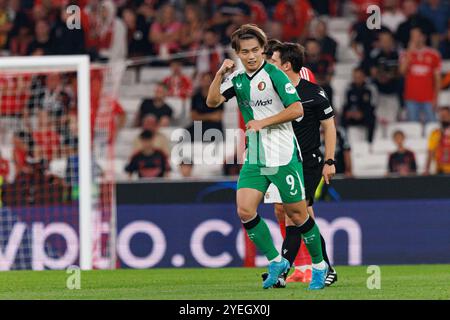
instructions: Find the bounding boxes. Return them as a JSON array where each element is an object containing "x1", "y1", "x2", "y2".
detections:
[{"x1": 245, "y1": 60, "x2": 266, "y2": 80}]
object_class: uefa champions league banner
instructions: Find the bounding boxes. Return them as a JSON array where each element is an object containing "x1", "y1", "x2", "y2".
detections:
[{"x1": 1, "y1": 200, "x2": 450, "y2": 270}]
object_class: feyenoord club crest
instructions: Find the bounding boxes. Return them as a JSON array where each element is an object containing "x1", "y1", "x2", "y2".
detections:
[{"x1": 258, "y1": 81, "x2": 266, "y2": 91}]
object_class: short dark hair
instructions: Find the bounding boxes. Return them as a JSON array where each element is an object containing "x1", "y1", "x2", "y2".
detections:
[
  {"x1": 277, "y1": 42, "x2": 305, "y2": 73},
  {"x1": 231, "y1": 24, "x2": 267, "y2": 52},
  {"x1": 392, "y1": 130, "x2": 405, "y2": 139},
  {"x1": 264, "y1": 38, "x2": 283, "y2": 57},
  {"x1": 139, "y1": 130, "x2": 154, "y2": 140}
]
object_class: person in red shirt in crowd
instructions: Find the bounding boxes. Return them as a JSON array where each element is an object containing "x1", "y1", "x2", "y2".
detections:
[
  {"x1": 12, "y1": 131, "x2": 34, "y2": 177},
  {"x1": 149, "y1": 3, "x2": 182, "y2": 58},
  {"x1": 400, "y1": 27, "x2": 442, "y2": 123},
  {"x1": 0, "y1": 151, "x2": 10, "y2": 181},
  {"x1": 163, "y1": 59, "x2": 193, "y2": 99},
  {"x1": 179, "y1": 4, "x2": 205, "y2": 55},
  {"x1": 245, "y1": 0, "x2": 268, "y2": 26},
  {"x1": 196, "y1": 28, "x2": 227, "y2": 77},
  {"x1": 273, "y1": 0, "x2": 313, "y2": 42}
]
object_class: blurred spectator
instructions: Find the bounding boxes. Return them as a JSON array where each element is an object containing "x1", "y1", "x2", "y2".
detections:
[
  {"x1": 150, "y1": 3, "x2": 182, "y2": 58},
  {"x1": 106, "y1": 99, "x2": 126, "y2": 144},
  {"x1": 310, "y1": 0, "x2": 333, "y2": 16},
  {"x1": 122, "y1": 7, "x2": 153, "y2": 58},
  {"x1": 350, "y1": 10, "x2": 390, "y2": 59},
  {"x1": 162, "y1": 59, "x2": 193, "y2": 99},
  {"x1": 399, "y1": 27, "x2": 441, "y2": 123},
  {"x1": 13, "y1": 130, "x2": 34, "y2": 176},
  {"x1": 125, "y1": 130, "x2": 170, "y2": 178},
  {"x1": 341, "y1": 67, "x2": 377, "y2": 144},
  {"x1": 133, "y1": 114, "x2": 170, "y2": 157},
  {"x1": 135, "y1": 82, "x2": 173, "y2": 127},
  {"x1": 0, "y1": 0, "x2": 13, "y2": 51},
  {"x1": 310, "y1": 18, "x2": 338, "y2": 62},
  {"x1": 425, "y1": 106, "x2": 450, "y2": 174},
  {"x1": 51, "y1": 6, "x2": 86, "y2": 55},
  {"x1": 264, "y1": 21, "x2": 283, "y2": 41},
  {"x1": 381, "y1": 0, "x2": 406, "y2": 33},
  {"x1": 186, "y1": 72, "x2": 224, "y2": 140},
  {"x1": 83, "y1": 0, "x2": 102, "y2": 59},
  {"x1": 365, "y1": 30, "x2": 401, "y2": 124},
  {"x1": 418, "y1": 0, "x2": 449, "y2": 37},
  {"x1": 196, "y1": 28, "x2": 227, "y2": 77},
  {"x1": 32, "y1": 110, "x2": 61, "y2": 162},
  {"x1": 334, "y1": 126, "x2": 353, "y2": 176},
  {"x1": 0, "y1": 150, "x2": 10, "y2": 181},
  {"x1": 273, "y1": 0, "x2": 314, "y2": 42},
  {"x1": 8, "y1": 25, "x2": 33, "y2": 56},
  {"x1": 27, "y1": 19, "x2": 53, "y2": 55},
  {"x1": 98, "y1": 0, "x2": 127, "y2": 61},
  {"x1": 388, "y1": 130, "x2": 417, "y2": 175},
  {"x1": 246, "y1": 0, "x2": 268, "y2": 26},
  {"x1": 179, "y1": 4, "x2": 204, "y2": 55},
  {"x1": 179, "y1": 160, "x2": 193, "y2": 178},
  {"x1": 41, "y1": 73, "x2": 70, "y2": 118},
  {"x1": 396, "y1": 0, "x2": 438, "y2": 48},
  {"x1": 208, "y1": 0, "x2": 250, "y2": 46},
  {"x1": 304, "y1": 38, "x2": 334, "y2": 105}
]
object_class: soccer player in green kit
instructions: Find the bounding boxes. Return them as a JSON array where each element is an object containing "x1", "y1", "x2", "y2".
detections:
[{"x1": 206, "y1": 24, "x2": 328, "y2": 290}]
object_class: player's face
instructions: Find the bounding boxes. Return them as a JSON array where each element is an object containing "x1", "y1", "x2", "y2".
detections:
[
  {"x1": 268, "y1": 51, "x2": 288, "y2": 72},
  {"x1": 237, "y1": 38, "x2": 264, "y2": 73}
]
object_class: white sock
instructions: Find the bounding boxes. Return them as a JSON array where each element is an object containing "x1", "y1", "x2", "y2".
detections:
[
  {"x1": 312, "y1": 260, "x2": 327, "y2": 270},
  {"x1": 269, "y1": 255, "x2": 282, "y2": 263}
]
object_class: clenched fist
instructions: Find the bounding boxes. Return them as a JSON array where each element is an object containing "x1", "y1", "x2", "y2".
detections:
[{"x1": 218, "y1": 59, "x2": 235, "y2": 76}]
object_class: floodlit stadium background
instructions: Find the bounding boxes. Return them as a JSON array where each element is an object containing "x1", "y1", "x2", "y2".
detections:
[{"x1": 0, "y1": 0, "x2": 449, "y2": 271}]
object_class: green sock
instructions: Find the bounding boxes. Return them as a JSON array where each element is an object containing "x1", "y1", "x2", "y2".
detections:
[
  {"x1": 243, "y1": 215, "x2": 279, "y2": 261},
  {"x1": 301, "y1": 222, "x2": 324, "y2": 264}
]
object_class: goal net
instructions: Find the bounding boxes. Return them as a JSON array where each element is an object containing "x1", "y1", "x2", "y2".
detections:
[{"x1": 0, "y1": 56, "x2": 123, "y2": 271}]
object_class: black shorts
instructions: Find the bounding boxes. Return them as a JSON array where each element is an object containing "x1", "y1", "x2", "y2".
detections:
[{"x1": 302, "y1": 150, "x2": 324, "y2": 206}]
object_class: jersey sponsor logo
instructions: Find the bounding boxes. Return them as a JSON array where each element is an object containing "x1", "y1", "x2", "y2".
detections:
[
  {"x1": 242, "y1": 99, "x2": 273, "y2": 108},
  {"x1": 319, "y1": 90, "x2": 327, "y2": 99},
  {"x1": 324, "y1": 106, "x2": 333, "y2": 114},
  {"x1": 285, "y1": 83, "x2": 296, "y2": 94},
  {"x1": 236, "y1": 82, "x2": 243, "y2": 90},
  {"x1": 257, "y1": 81, "x2": 266, "y2": 91}
]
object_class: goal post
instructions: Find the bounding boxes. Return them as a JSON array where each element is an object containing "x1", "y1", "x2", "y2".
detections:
[{"x1": 0, "y1": 55, "x2": 111, "y2": 271}]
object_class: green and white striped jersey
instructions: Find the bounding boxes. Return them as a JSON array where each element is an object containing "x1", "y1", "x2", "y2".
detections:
[{"x1": 220, "y1": 61, "x2": 302, "y2": 167}]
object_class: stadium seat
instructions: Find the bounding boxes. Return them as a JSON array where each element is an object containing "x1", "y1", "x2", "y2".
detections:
[
  {"x1": 386, "y1": 122, "x2": 422, "y2": 139},
  {"x1": 347, "y1": 127, "x2": 367, "y2": 144},
  {"x1": 404, "y1": 138, "x2": 427, "y2": 153},
  {"x1": 353, "y1": 153, "x2": 388, "y2": 177},
  {"x1": 351, "y1": 141, "x2": 370, "y2": 156},
  {"x1": 371, "y1": 139, "x2": 396, "y2": 154}
]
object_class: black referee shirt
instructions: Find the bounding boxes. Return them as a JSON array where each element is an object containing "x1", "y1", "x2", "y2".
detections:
[{"x1": 293, "y1": 79, "x2": 335, "y2": 156}]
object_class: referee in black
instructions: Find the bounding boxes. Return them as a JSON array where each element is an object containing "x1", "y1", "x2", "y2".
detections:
[{"x1": 262, "y1": 40, "x2": 337, "y2": 287}]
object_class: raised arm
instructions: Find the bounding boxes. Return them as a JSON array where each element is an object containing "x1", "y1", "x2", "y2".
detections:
[{"x1": 206, "y1": 59, "x2": 235, "y2": 108}]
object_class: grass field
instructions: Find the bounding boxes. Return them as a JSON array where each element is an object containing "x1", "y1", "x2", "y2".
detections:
[{"x1": 0, "y1": 264, "x2": 449, "y2": 300}]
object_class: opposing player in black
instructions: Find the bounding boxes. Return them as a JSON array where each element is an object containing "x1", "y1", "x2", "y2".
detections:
[{"x1": 262, "y1": 41, "x2": 338, "y2": 287}]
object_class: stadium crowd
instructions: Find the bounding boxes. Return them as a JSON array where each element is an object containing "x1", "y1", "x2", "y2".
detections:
[{"x1": 0, "y1": 0, "x2": 449, "y2": 187}]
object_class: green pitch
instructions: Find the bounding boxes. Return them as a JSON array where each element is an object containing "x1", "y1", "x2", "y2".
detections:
[{"x1": 0, "y1": 264, "x2": 449, "y2": 300}]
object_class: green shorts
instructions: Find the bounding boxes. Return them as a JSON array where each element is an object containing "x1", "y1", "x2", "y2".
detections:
[{"x1": 237, "y1": 160, "x2": 306, "y2": 203}]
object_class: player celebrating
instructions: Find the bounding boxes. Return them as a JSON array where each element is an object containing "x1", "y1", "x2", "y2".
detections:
[
  {"x1": 263, "y1": 41, "x2": 338, "y2": 286},
  {"x1": 206, "y1": 24, "x2": 329, "y2": 290}
]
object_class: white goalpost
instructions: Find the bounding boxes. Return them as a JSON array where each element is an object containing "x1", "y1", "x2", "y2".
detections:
[{"x1": 0, "y1": 55, "x2": 115, "y2": 270}]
